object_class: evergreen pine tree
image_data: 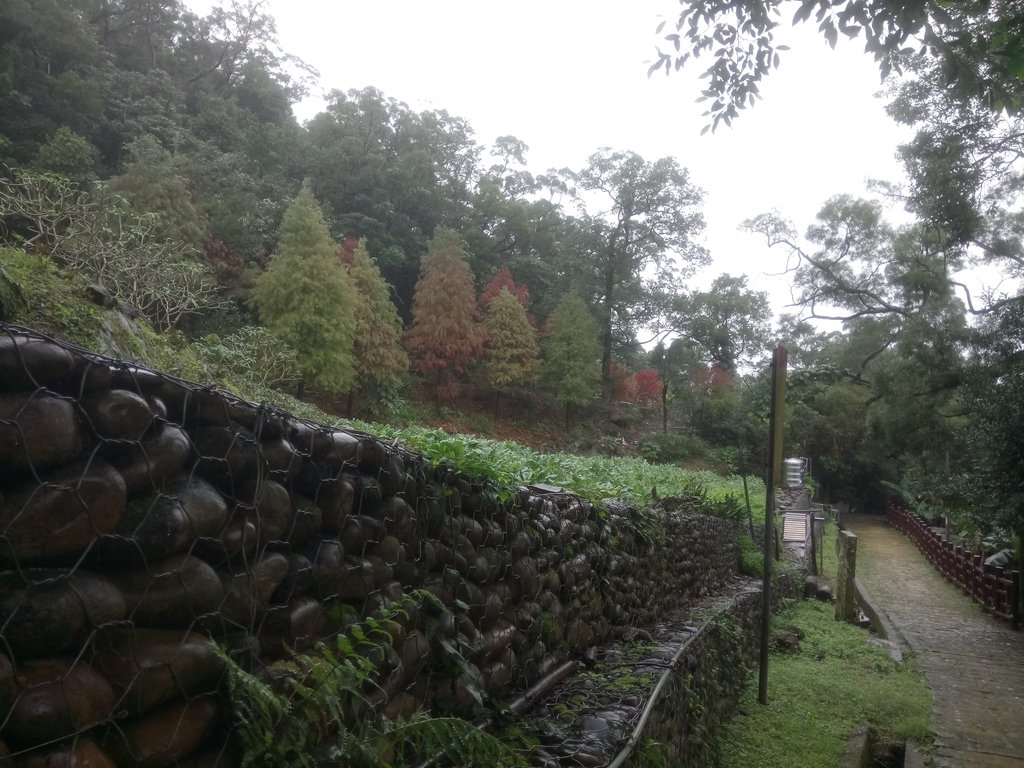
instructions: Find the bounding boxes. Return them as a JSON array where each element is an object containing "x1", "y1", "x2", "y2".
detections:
[
  {"x1": 347, "y1": 238, "x2": 409, "y2": 403},
  {"x1": 483, "y1": 287, "x2": 540, "y2": 393},
  {"x1": 252, "y1": 186, "x2": 358, "y2": 395},
  {"x1": 541, "y1": 293, "x2": 602, "y2": 427},
  {"x1": 405, "y1": 228, "x2": 484, "y2": 392}
]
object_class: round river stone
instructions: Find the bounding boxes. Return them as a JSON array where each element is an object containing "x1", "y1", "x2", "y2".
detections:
[
  {"x1": 0, "y1": 392, "x2": 81, "y2": 476},
  {"x1": 4, "y1": 659, "x2": 115, "y2": 748},
  {"x1": 97, "y1": 475, "x2": 228, "y2": 563},
  {"x1": 110, "y1": 423, "x2": 192, "y2": 495},
  {"x1": 0, "y1": 459, "x2": 126, "y2": 565},
  {"x1": 104, "y1": 693, "x2": 221, "y2": 768},
  {"x1": 0, "y1": 336, "x2": 75, "y2": 392},
  {"x1": 89, "y1": 627, "x2": 224, "y2": 717},
  {"x1": 113, "y1": 553, "x2": 224, "y2": 628},
  {"x1": 80, "y1": 388, "x2": 155, "y2": 443},
  {"x1": 0, "y1": 568, "x2": 125, "y2": 660}
]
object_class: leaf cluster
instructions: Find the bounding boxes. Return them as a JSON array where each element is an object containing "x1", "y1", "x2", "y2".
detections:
[
  {"x1": 195, "y1": 325, "x2": 300, "y2": 389},
  {"x1": 653, "y1": 0, "x2": 1024, "y2": 130}
]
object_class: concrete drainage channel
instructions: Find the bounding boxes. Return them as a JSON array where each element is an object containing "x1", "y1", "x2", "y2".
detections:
[
  {"x1": 840, "y1": 578, "x2": 925, "y2": 768},
  {"x1": 516, "y1": 584, "x2": 764, "y2": 767},
  {"x1": 841, "y1": 727, "x2": 915, "y2": 768}
]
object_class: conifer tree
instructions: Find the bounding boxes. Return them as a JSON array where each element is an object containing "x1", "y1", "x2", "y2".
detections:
[
  {"x1": 480, "y1": 265, "x2": 529, "y2": 308},
  {"x1": 346, "y1": 238, "x2": 409, "y2": 409},
  {"x1": 541, "y1": 293, "x2": 602, "y2": 427},
  {"x1": 483, "y1": 287, "x2": 540, "y2": 398},
  {"x1": 252, "y1": 186, "x2": 358, "y2": 395},
  {"x1": 405, "y1": 228, "x2": 484, "y2": 393}
]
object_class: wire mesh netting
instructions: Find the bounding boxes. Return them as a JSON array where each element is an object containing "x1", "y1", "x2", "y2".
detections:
[{"x1": 0, "y1": 324, "x2": 750, "y2": 766}]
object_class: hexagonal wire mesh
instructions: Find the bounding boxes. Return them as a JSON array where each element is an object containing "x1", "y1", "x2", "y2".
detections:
[{"x1": 0, "y1": 324, "x2": 751, "y2": 766}]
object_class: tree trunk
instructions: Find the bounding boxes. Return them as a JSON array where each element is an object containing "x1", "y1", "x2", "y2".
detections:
[
  {"x1": 601, "y1": 244, "x2": 616, "y2": 400},
  {"x1": 661, "y1": 381, "x2": 669, "y2": 434},
  {"x1": 564, "y1": 401, "x2": 571, "y2": 431},
  {"x1": 346, "y1": 390, "x2": 355, "y2": 419}
]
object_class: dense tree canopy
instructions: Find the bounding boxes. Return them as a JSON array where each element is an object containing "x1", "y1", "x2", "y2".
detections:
[
  {"x1": 345, "y1": 238, "x2": 409, "y2": 397},
  {"x1": 664, "y1": 274, "x2": 772, "y2": 372},
  {"x1": 482, "y1": 286, "x2": 541, "y2": 393},
  {"x1": 571, "y1": 149, "x2": 708, "y2": 394}
]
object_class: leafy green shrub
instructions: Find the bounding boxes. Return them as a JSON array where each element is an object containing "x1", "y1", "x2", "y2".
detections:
[
  {"x1": 358, "y1": 382, "x2": 416, "y2": 424},
  {"x1": 195, "y1": 326, "x2": 299, "y2": 390},
  {"x1": 638, "y1": 432, "x2": 708, "y2": 464},
  {"x1": 705, "y1": 445, "x2": 742, "y2": 473},
  {"x1": 738, "y1": 533, "x2": 763, "y2": 576}
]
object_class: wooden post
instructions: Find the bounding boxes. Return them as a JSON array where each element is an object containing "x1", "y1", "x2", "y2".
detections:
[
  {"x1": 1015, "y1": 531, "x2": 1023, "y2": 630},
  {"x1": 809, "y1": 513, "x2": 818, "y2": 576},
  {"x1": 758, "y1": 345, "x2": 787, "y2": 705}
]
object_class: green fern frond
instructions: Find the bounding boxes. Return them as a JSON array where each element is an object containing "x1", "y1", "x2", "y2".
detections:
[
  {"x1": 386, "y1": 716, "x2": 530, "y2": 768},
  {"x1": 218, "y1": 591, "x2": 529, "y2": 768}
]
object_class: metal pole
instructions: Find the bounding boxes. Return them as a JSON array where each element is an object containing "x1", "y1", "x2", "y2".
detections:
[{"x1": 759, "y1": 345, "x2": 787, "y2": 705}]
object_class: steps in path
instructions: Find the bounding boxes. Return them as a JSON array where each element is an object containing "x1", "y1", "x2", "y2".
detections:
[{"x1": 781, "y1": 512, "x2": 808, "y2": 543}]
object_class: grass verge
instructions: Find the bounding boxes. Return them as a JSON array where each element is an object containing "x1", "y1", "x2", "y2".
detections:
[{"x1": 717, "y1": 524, "x2": 932, "y2": 768}]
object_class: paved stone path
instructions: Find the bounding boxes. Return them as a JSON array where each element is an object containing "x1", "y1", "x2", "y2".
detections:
[{"x1": 846, "y1": 514, "x2": 1024, "y2": 767}]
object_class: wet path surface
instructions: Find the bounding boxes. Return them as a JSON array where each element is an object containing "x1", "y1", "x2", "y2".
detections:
[{"x1": 846, "y1": 514, "x2": 1024, "y2": 767}]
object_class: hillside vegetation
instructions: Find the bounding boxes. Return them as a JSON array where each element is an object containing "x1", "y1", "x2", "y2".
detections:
[
  {"x1": 4, "y1": 0, "x2": 1024, "y2": 543},
  {"x1": 0, "y1": 247, "x2": 762, "y2": 515}
]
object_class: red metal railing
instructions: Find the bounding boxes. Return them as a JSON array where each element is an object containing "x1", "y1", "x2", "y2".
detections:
[{"x1": 887, "y1": 503, "x2": 1021, "y2": 628}]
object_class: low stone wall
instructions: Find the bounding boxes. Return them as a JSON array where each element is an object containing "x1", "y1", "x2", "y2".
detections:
[
  {"x1": 0, "y1": 327, "x2": 743, "y2": 766},
  {"x1": 618, "y1": 589, "x2": 762, "y2": 768}
]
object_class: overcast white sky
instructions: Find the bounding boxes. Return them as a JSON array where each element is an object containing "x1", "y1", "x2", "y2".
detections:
[{"x1": 188, "y1": 0, "x2": 914, "y2": 320}]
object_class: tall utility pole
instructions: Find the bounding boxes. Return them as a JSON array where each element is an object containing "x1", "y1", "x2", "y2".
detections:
[{"x1": 758, "y1": 345, "x2": 787, "y2": 705}]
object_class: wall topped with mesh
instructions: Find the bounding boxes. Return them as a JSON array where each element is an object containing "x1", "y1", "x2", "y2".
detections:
[{"x1": 0, "y1": 325, "x2": 741, "y2": 766}]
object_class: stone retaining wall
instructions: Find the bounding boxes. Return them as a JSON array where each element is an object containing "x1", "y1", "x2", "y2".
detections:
[
  {"x1": 0, "y1": 328, "x2": 742, "y2": 765},
  {"x1": 620, "y1": 589, "x2": 762, "y2": 768}
]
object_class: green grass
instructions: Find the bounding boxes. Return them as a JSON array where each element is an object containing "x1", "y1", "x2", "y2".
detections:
[
  {"x1": 246, "y1": 379, "x2": 765, "y2": 514},
  {"x1": 719, "y1": 601, "x2": 931, "y2": 768},
  {"x1": 718, "y1": 522, "x2": 932, "y2": 768},
  {"x1": 1, "y1": 247, "x2": 104, "y2": 345}
]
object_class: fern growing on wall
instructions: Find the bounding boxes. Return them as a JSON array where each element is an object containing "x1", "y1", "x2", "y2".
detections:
[{"x1": 218, "y1": 595, "x2": 528, "y2": 767}]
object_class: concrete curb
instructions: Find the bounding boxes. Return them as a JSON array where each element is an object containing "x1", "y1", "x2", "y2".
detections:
[{"x1": 854, "y1": 575, "x2": 910, "y2": 661}]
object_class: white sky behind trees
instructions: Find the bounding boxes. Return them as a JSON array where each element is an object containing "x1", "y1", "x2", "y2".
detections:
[{"x1": 187, "y1": 0, "x2": 914, "y2": 320}]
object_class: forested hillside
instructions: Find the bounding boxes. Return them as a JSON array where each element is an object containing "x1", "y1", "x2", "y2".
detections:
[{"x1": 2, "y1": 0, "x2": 1023, "y2": 544}]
